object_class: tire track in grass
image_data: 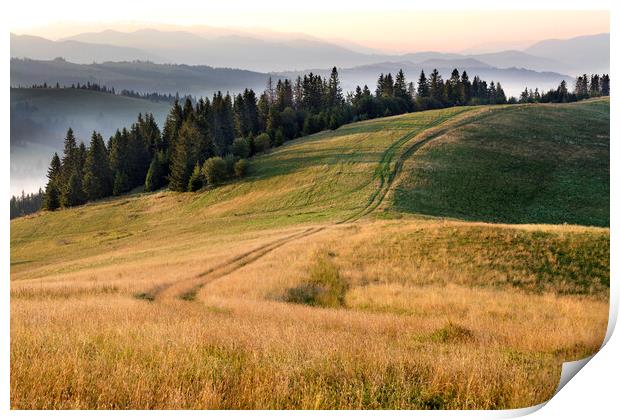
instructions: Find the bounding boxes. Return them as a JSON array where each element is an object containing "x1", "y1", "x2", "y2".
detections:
[
  {"x1": 135, "y1": 107, "x2": 496, "y2": 303},
  {"x1": 136, "y1": 227, "x2": 323, "y2": 302},
  {"x1": 339, "y1": 107, "x2": 493, "y2": 223}
]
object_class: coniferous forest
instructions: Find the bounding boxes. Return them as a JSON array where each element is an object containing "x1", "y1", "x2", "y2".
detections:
[{"x1": 9, "y1": 67, "x2": 610, "y2": 216}]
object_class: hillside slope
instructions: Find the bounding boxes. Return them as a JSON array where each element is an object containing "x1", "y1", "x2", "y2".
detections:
[
  {"x1": 391, "y1": 98, "x2": 609, "y2": 226},
  {"x1": 10, "y1": 102, "x2": 610, "y2": 409}
]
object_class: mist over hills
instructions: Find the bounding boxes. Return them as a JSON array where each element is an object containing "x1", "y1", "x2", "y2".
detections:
[
  {"x1": 11, "y1": 56, "x2": 571, "y2": 100},
  {"x1": 525, "y1": 33, "x2": 610, "y2": 75},
  {"x1": 11, "y1": 30, "x2": 609, "y2": 75},
  {"x1": 10, "y1": 88, "x2": 171, "y2": 196},
  {"x1": 10, "y1": 58, "x2": 272, "y2": 98},
  {"x1": 10, "y1": 34, "x2": 163, "y2": 63}
]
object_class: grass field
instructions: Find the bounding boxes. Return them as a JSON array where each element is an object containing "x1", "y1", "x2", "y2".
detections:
[{"x1": 10, "y1": 99, "x2": 610, "y2": 409}]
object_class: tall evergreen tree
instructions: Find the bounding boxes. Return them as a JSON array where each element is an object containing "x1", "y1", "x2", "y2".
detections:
[
  {"x1": 446, "y1": 69, "x2": 461, "y2": 105},
  {"x1": 242, "y1": 89, "x2": 260, "y2": 136},
  {"x1": 60, "y1": 128, "x2": 78, "y2": 184},
  {"x1": 557, "y1": 80, "x2": 569, "y2": 102},
  {"x1": 43, "y1": 153, "x2": 62, "y2": 210},
  {"x1": 108, "y1": 129, "x2": 131, "y2": 195},
  {"x1": 83, "y1": 131, "x2": 112, "y2": 200},
  {"x1": 43, "y1": 182, "x2": 60, "y2": 211},
  {"x1": 162, "y1": 100, "x2": 183, "y2": 158},
  {"x1": 293, "y1": 76, "x2": 304, "y2": 110},
  {"x1": 187, "y1": 162, "x2": 204, "y2": 192},
  {"x1": 327, "y1": 67, "x2": 343, "y2": 107},
  {"x1": 601, "y1": 74, "x2": 610, "y2": 96},
  {"x1": 61, "y1": 172, "x2": 85, "y2": 207},
  {"x1": 575, "y1": 75, "x2": 589, "y2": 99},
  {"x1": 169, "y1": 119, "x2": 201, "y2": 191},
  {"x1": 211, "y1": 91, "x2": 235, "y2": 155},
  {"x1": 394, "y1": 69, "x2": 408, "y2": 99},
  {"x1": 495, "y1": 82, "x2": 507, "y2": 104},
  {"x1": 428, "y1": 69, "x2": 444, "y2": 103},
  {"x1": 417, "y1": 70, "x2": 429, "y2": 98},
  {"x1": 275, "y1": 79, "x2": 294, "y2": 111},
  {"x1": 144, "y1": 151, "x2": 167, "y2": 192},
  {"x1": 460, "y1": 71, "x2": 471, "y2": 103}
]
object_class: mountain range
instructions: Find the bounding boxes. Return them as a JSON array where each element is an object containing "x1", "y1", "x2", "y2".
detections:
[{"x1": 11, "y1": 30, "x2": 609, "y2": 75}]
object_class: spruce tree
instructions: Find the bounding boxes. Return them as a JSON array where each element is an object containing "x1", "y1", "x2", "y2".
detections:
[
  {"x1": 429, "y1": 69, "x2": 444, "y2": 103},
  {"x1": 495, "y1": 82, "x2": 507, "y2": 104},
  {"x1": 394, "y1": 69, "x2": 408, "y2": 99},
  {"x1": 187, "y1": 162, "x2": 204, "y2": 192},
  {"x1": 327, "y1": 67, "x2": 343, "y2": 107},
  {"x1": 557, "y1": 80, "x2": 569, "y2": 102},
  {"x1": 417, "y1": 70, "x2": 429, "y2": 98},
  {"x1": 243, "y1": 89, "x2": 260, "y2": 136},
  {"x1": 590, "y1": 74, "x2": 601, "y2": 96},
  {"x1": 460, "y1": 71, "x2": 471, "y2": 103},
  {"x1": 601, "y1": 74, "x2": 610, "y2": 96},
  {"x1": 144, "y1": 151, "x2": 167, "y2": 192},
  {"x1": 113, "y1": 171, "x2": 129, "y2": 196},
  {"x1": 43, "y1": 153, "x2": 62, "y2": 210},
  {"x1": 108, "y1": 129, "x2": 131, "y2": 195},
  {"x1": 60, "y1": 128, "x2": 78, "y2": 185},
  {"x1": 77, "y1": 142, "x2": 87, "y2": 177},
  {"x1": 61, "y1": 172, "x2": 85, "y2": 207},
  {"x1": 169, "y1": 119, "x2": 200, "y2": 191},
  {"x1": 46, "y1": 153, "x2": 62, "y2": 183},
  {"x1": 44, "y1": 182, "x2": 60, "y2": 211},
  {"x1": 162, "y1": 100, "x2": 183, "y2": 158},
  {"x1": 83, "y1": 131, "x2": 112, "y2": 200},
  {"x1": 447, "y1": 69, "x2": 461, "y2": 105},
  {"x1": 293, "y1": 76, "x2": 303, "y2": 110},
  {"x1": 376, "y1": 73, "x2": 385, "y2": 97}
]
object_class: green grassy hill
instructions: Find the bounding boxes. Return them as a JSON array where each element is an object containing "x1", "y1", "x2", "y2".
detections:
[{"x1": 392, "y1": 99, "x2": 609, "y2": 226}]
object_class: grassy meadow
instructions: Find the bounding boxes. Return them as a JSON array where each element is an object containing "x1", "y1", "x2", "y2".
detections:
[{"x1": 10, "y1": 99, "x2": 610, "y2": 409}]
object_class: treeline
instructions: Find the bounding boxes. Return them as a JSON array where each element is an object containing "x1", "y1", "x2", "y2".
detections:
[
  {"x1": 519, "y1": 74, "x2": 610, "y2": 103},
  {"x1": 351, "y1": 68, "x2": 509, "y2": 120},
  {"x1": 33, "y1": 65, "x2": 596, "y2": 213},
  {"x1": 10, "y1": 189, "x2": 44, "y2": 219},
  {"x1": 20, "y1": 82, "x2": 191, "y2": 104}
]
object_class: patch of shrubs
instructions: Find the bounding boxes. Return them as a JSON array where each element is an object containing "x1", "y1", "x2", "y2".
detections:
[
  {"x1": 285, "y1": 252, "x2": 348, "y2": 308},
  {"x1": 185, "y1": 154, "x2": 251, "y2": 191},
  {"x1": 253, "y1": 133, "x2": 272, "y2": 154}
]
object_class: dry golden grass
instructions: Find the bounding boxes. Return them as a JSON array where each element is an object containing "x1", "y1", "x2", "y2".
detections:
[{"x1": 10, "y1": 219, "x2": 608, "y2": 409}]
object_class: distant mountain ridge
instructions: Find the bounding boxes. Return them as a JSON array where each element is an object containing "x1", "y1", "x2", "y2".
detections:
[
  {"x1": 525, "y1": 33, "x2": 609, "y2": 74},
  {"x1": 10, "y1": 58, "x2": 273, "y2": 98},
  {"x1": 10, "y1": 34, "x2": 163, "y2": 63},
  {"x1": 11, "y1": 57, "x2": 572, "y2": 99},
  {"x1": 11, "y1": 30, "x2": 609, "y2": 75}
]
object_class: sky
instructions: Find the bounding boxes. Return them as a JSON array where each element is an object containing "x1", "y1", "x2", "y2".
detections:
[{"x1": 9, "y1": 1, "x2": 609, "y2": 53}]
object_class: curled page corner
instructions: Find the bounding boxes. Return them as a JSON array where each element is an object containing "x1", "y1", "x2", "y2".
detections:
[
  {"x1": 497, "y1": 357, "x2": 596, "y2": 418},
  {"x1": 500, "y1": 298, "x2": 617, "y2": 418},
  {"x1": 554, "y1": 356, "x2": 594, "y2": 396}
]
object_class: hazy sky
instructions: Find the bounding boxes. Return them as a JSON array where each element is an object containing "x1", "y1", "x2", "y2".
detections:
[{"x1": 10, "y1": 2, "x2": 609, "y2": 53}]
